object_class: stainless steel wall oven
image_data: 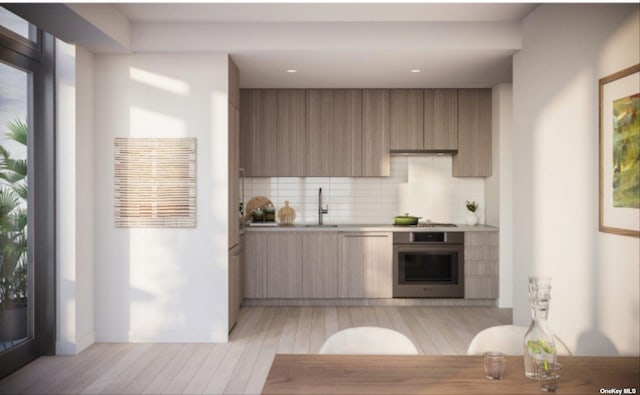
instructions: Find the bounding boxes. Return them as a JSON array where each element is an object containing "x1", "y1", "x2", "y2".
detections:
[{"x1": 393, "y1": 232, "x2": 464, "y2": 298}]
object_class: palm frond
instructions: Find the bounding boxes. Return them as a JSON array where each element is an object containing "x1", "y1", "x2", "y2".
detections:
[{"x1": 6, "y1": 118, "x2": 28, "y2": 146}]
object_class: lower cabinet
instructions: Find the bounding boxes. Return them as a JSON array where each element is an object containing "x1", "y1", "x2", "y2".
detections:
[
  {"x1": 338, "y1": 232, "x2": 393, "y2": 298},
  {"x1": 464, "y1": 232, "x2": 499, "y2": 299},
  {"x1": 266, "y1": 233, "x2": 303, "y2": 298},
  {"x1": 244, "y1": 232, "x2": 336, "y2": 299},
  {"x1": 302, "y1": 232, "x2": 339, "y2": 298},
  {"x1": 228, "y1": 235, "x2": 244, "y2": 332},
  {"x1": 244, "y1": 231, "x2": 392, "y2": 299}
]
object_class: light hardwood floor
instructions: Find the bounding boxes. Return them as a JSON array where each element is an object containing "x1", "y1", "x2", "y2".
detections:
[{"x1": 0, "y1": 306, "x2": 511, "y2": 395}]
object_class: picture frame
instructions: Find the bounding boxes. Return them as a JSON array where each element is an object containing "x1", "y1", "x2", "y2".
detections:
[{"x1": 599, "y1": 64, "x2": 640, "y2": 238}]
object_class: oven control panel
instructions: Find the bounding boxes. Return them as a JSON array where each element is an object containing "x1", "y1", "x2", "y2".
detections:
[{"x1": 393, "y1": 232, "x2": 464, "y2": 244}]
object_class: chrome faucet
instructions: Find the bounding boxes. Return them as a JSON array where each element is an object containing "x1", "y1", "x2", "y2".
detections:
[{"x1": 318, "y1": 187, "x2": 329, "y2": 225}]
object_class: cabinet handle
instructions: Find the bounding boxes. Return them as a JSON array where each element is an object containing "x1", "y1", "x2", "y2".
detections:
[{"x1": 343, "y1": 235, "x2": 389, "y2": 238}]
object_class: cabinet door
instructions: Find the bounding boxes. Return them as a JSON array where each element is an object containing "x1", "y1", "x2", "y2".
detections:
[
  {"x1": 302, "y1": 232, "x2": 338, "y2": 298},
  {"x1": 338, "y1": 232, "x2": 393, "y2": 298},
  {"x1": 267, "y1": 233, "x2": 303, "y2": 298},
  {"x1": 424, "y1": 89, "x2": 458, "y2": 150},
  {"x1": 362, "y1": 90, "x2": 390, "y2": 176},
  {"x1": 244, "y1": 232, "x2": 268, "y2": 298},
  {"x1": 453, "y1": 89, "x2": 492, "y2": 177},
  {"x1": 228, "y1": 245, "x2": 241, "y2": 332},
  {"x1": 390, "y1": 89, "x2": 423, "y2": 150},
  {"x1": 240, "y1": 89, "x2": 278, "y2": 176},
  {"x1": 333, "y1": 89, "x2": 363, "y2": 176},
  {"x1": 228, "y1": 104, "x2": 240, "y2": 249},
  {"x1": 277, "y1": 89, "x2": 306, "y2": 176},
  {"x1": 464, "y1": 232, "x2": 499, "y2": 299},
  {"x1": 305, "y1": 90, "x2": 334, "y2": 176}
]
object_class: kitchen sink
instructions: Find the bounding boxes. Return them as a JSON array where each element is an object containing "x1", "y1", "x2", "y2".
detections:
[{"x1": 304, "y1": 224, "x2": 339, "y2": 227}]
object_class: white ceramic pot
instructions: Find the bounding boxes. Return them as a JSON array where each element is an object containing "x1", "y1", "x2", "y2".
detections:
[{"x1": 466, "y1": 212, "x2": 478, "y2": 226}]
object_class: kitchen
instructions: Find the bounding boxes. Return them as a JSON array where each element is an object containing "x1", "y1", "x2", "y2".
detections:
[
  {"x1": 235, "y1": 86, "x2": 499, "y2": 310},
  {"x1": 0, "y1": 2, "x2": 638, "y2": 393}
]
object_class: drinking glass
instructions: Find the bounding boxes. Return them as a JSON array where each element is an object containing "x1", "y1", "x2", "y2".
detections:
[
  {"x1": 537, "y1": 362, "x2": 562, "y2": 392},
  {"x1": 483, "y1": 352, "x2": 505, "y2": 380}
]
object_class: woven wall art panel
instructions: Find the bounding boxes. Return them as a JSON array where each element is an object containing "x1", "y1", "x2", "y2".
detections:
[{"x1": 114, "y1": 138, "x2": 197, "y2": 228}]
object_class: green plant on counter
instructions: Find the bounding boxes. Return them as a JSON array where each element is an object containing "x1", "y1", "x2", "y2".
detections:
[
  {"x1": 0, "y1": 119, "x2": 28, "y2": 309},
  {"x1": 466, "y1": 200, "x2": 479, "y2": 213}
]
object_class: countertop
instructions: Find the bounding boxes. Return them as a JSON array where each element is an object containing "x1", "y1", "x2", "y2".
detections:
[{"x1": 244, "y1": 223, "x2": 498, "y2": 232}]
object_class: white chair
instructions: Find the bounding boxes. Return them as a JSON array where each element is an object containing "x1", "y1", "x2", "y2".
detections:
[
  {"x1": 319, "y1": 326, "x2": 420, "y2": 355},
  {"x1": 466, "y1": 325, "x2": 572, "y2": 356}
]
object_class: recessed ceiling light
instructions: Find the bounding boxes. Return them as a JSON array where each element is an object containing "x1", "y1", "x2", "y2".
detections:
[
  {"x1": 411, "y1": 69, "x2": 421, "y2": 73},
  {"x1": 287, "y1": 69, "x2": 297, "y2": 73}
]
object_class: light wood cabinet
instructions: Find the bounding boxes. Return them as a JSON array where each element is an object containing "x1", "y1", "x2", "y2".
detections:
[
  {"x1": 362, "y1": 90, "x2": 390, "y2": 177},
  {"x1": 245, "y1": 232, "x2": 304, "y2": 299},
  {"x1": 228, "y1": 236, "x2": 244, "y2": 332},
  {"x1": 424, "y1": 89, "x2": 458, "y2": 150},
  {"x1": 333, "y1": 89, "x2": 363, "y2": 176},
  {"x1": 228, "y1": 104, "x2": 240, "y2": 249},
  {"x1": 453, "y1": 89, "x2": 492, "y2": 177},
  {"x1": 305, "y1": 90, "x2": 334, "y2": 176},
  {"x1": 277, "y1": 89, "x2": 306, "y2": 176},
  {"x1": 389, "y1": 89, "x2": 423, "y2": 150},
  {"x1": 266, "y1": 233, "x2": 303, "y2": 298},
  {"x1": 240, "y1": 89, "x2": 278, "y2": 176},
  {"x1": 338, "y1": 232, "x2": 393, "y2": 298},
  {"x1": 228, "y1": 58, "x2": 240, "y2": 249},
  {"x1": 464, "y1": 231, "x2": 499, "y2": 299},
  {"x1": 302, "y1": 232, "x2": 338, "y2": 298},
  {"x1": 244, "y1": 232, "x2": 268, "y2": 298}
]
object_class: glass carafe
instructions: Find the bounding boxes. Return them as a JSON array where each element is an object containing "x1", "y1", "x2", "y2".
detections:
[{"x1": 523, "y1": 276, "x2": 557, "y2": 378}]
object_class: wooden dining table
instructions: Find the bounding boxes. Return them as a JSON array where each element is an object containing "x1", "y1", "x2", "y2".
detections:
[{"x1": 262, "y1": 354, "x2": 640, "y2": 394}]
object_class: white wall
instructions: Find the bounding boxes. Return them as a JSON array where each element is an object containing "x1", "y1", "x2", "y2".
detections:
[
  {"x1": 245, "y1": 156, "x2": 485, "y2": 225},
  {"x1": 513, "y1": 4, "x2": 639, "y2": 355},
  {"x1": 93, "y1": 53, "x2": 230, "y2": 342},
  {"x1": 55, "y1": 40, "x2": 95, "y2": 354},
  {"x1": 486, "y1": 83, "x2": 513, "y2": 308}
]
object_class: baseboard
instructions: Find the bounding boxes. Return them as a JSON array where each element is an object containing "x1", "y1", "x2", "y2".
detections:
[
  {"x1": 95, "y1": 329, "x2": 228, "y2": 343},
  {"x1": 243, "y1": 298, "x2": 499, "y2": 307},
  {"x1": 55, "y1": 331, "x2": 96, "y2": 355}
]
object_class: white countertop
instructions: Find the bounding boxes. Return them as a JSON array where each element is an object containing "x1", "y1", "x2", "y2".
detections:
[{"x1": 244, "y1": 223, "x2": 498, "y2": 232}]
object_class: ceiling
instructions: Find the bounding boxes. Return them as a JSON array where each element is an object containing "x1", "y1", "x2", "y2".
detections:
[
  {"x1": 115, "y1": 3, "x2": 537, "y2": 23},
  {"x1": 17, "y1": 2, "x2": 535, "y2": 88},
  {"x1": 113, "y1": 2, "x2": 537, "y2": 88}
]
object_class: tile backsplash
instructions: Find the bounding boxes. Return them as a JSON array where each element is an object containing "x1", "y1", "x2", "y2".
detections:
[{"x1": 243, "y1": 156, "x2": 485, "y2": 225}]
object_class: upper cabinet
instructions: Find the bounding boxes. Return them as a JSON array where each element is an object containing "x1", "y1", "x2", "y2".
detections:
[
  {"x1": 333, "y1": 89, "x2": 363, "y2": 176},
  {"x1": 362, "y1": 89, "x2": 390, "y2": 177},
  {"x1": 424, "y1": 89, "x2": 458, "y2": 151},
  {"x1": 453, "y1": 89, "x2": 492, "y2": 177},
  {"x1": 240, "y1": 88, "x2": 388, "y2": 177},
  {"x1": 240, "y1": 89, "x2": 278, "y2": 176},
  {"x1": 390, "y1": 89, "x2": 423, "y2": 150},
  {"x1": 306, "y1": 90, "x2": 334, "y2": 176},
  {"x1": 239, "y1": 88, "x2": 491, "y2": 178},
  {"x1": 277, "y1": 90, "x2": 306, "y2": 176},
  {"x1": 389, "y1": 89, "x2": 458, "y2": 152}
]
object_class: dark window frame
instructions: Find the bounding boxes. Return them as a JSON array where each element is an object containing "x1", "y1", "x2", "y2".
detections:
[{"x1": 0, "y1": 12, "x2": 55, "y2": 379}]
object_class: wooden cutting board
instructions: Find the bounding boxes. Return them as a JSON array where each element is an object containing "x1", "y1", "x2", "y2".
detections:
[
  {"x1": 245, "y1": 196, "x2": 273, "y2": 221},
  {"x1": 278, "y1": 201, "x2": 296, "y2": 225}
]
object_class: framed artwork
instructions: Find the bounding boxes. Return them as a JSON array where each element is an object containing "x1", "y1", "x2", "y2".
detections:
[
  {"x1": 599, "y1": 64, "x2": 640, "y2": 237},
  {"x1": 114, "y1": 138, "x2": 197, "y2": 228}
]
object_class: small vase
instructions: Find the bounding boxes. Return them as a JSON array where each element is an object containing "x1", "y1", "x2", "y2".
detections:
[
  {"x1": 466, "y1": 212, "x2": 478, "y2": 225},
  {"x1": 523, "y1": 276, "x2": 557, "y2": 379}
]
